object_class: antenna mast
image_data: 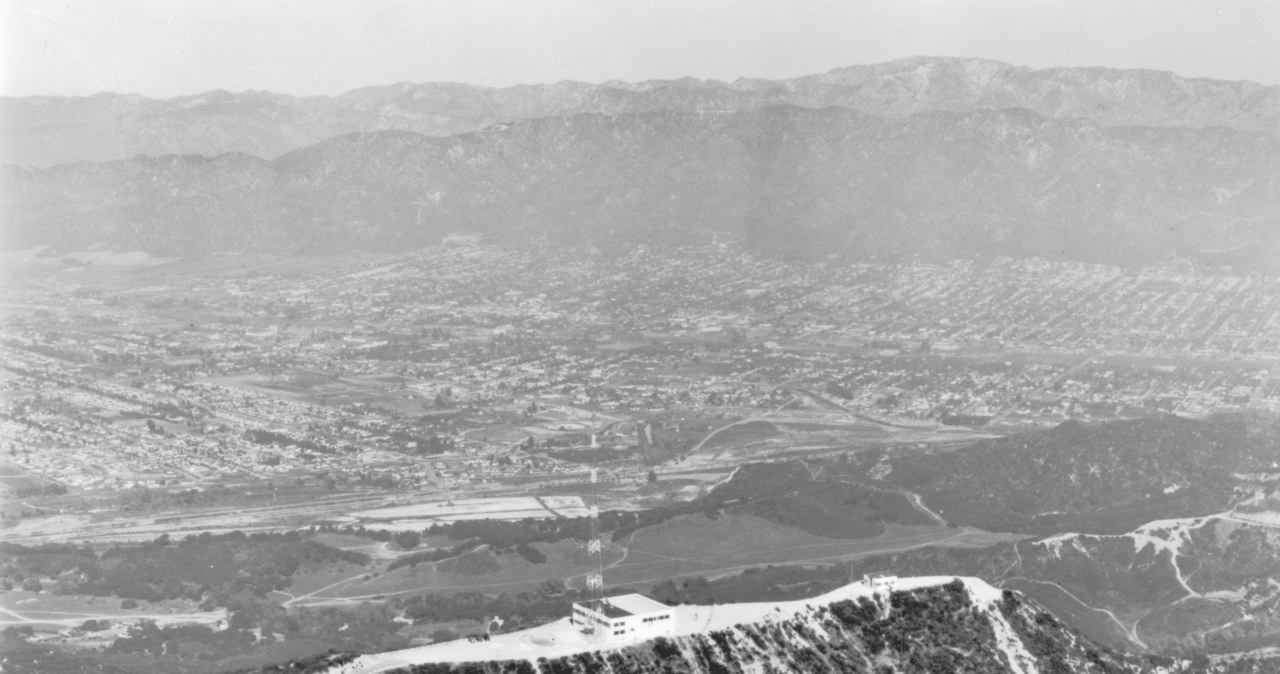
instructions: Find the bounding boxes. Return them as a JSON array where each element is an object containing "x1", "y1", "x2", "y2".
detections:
[{"x1": 584, "y1": 465, "x2": 606, "y2": 640}]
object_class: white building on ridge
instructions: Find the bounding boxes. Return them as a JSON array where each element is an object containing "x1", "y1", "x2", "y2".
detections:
[{"x1": 572, "y1": 594, "x2": 676, "y2": 642}]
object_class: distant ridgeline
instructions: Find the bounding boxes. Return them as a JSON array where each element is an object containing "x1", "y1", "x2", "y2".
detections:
[{"x1": 4, "y1": 57, "x2": 1280, "y2": 268}]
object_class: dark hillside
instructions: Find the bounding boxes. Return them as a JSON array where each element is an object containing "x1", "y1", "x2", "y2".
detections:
[{"x1": 882, "y1": 414, "x2": 1280, "y2": 535}]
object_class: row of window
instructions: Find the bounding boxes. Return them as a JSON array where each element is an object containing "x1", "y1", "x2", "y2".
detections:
[{"x1": 642, "y1": 614, "x2": 672, "y2": 623}]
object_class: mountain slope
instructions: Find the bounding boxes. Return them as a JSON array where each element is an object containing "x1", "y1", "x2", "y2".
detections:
[
  {"x1": 6, "y1": 106, "x2": 1279, "y2": 266},
  {"x1": 5, "y1": 56, "x2": 1279, "y2": 166},
  {"x1": 845, "y1": 513, "x2": 1280, "y2": 656}
]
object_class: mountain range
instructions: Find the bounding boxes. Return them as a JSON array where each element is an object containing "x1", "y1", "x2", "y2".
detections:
[
  {"x1": 5, "y1": 56, "x2": 1279, "y2": 168},
  {"x1": 5, "y1": 103, "x2": 1279, "y2": 266},
  {"x1": 5, "y1": 57, "x2": 1280, "y2": 265}
]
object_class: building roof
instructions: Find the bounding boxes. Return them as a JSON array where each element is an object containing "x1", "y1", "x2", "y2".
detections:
[
  {"x1": 575, "y1": 593, "x2": 671, "y2": 619},
  {"x1": 605, "y1": 593, "x2": 672, "y2": 616},
  {"x1": 592, "y1": 601, "x2": 633, "y2": 618}
]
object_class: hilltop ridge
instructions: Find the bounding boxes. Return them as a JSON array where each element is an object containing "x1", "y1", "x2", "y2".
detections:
[{"x1": 319, "y1": 576, "x2": 1164, "y2": 674}]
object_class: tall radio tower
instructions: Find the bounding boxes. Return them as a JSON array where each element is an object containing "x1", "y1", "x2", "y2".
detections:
[{"x1": 584, "y1": 465, "x2": 606, "y2": 640}]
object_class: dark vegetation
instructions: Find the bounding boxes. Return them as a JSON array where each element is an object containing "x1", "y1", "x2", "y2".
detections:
[
  {"x1": 397, "y1": 583, "x2": 596, "y2": 629},
  {"x1": 0, "y1": 531, "x2": 404, "y2": 670},
  {"x1": 740, "y1": 479, "x2": 926, "y2": 538},
  {"x1": 597, "y1": 461, "x2": 930, "y2": 540},
  {"x1": 824, "y1": 580, "x2": 1010, "y2": 671},
  {"x1": 387, "y1": 543, "x2": 479, "y2": 571},
  {"x1": 876, "y1": 413, "x2": 1280, "y2": 535},
  {"x1": 1, "y1": 628, "x2": 131, "y2": 674},
  {"x1": 651, "y1": 564, "x2": 852, "y2": 606},
  {"x1": 0, "y1": 531, "x2": 368, "y2": 605},
  {"x1": 253, "y1": 651, "x2": 361, "y2": 674},
  {"x1": 547, "y1": 447, "x2": 636, "y2": 464},
  {"x1": 107, "y1": 620, "x2": 257, "y2": 658},
  {"x1": 109, "y1": 606, "x2": 402, "y2": 668},
  {"x1": 697, "y1": 420, "x2": 779, "y2": 449},
  {"x1": 380, "y1": 462, "x2": 930, "y2": 563},
  {"x1": 392, "y1": 530, "x2": 422, "y2": 550},
  {"x1": 1207, "y1": 655, "x2": 1280, "y2": 674},
  {"x1": 999, "y1": 590, "x2": 1106, "y2": 674},
  {"x1": 243, "y1": 429, "x2": 334, "y2": 454},
  {"x1": 8, "y1": 482, "x2": 70, "y2": 498}
]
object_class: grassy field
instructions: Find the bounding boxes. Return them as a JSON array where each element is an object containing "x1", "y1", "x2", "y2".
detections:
[
  {"x1": 698, "y1": 420, "x2": 780, "y2": 449},
  {"x1": 603, "y1": 513, "x2": 1016, "y2": 588},
  {"x1": 287, "y1": 512, "x2": 1020, "y2": 604},
  {"x1": 0, "y1": 591, "x2": 217, "y2": 630},
  {"x1": 1, "y1": 590, "x2": 180, "y2": 617},
  {"x1": 205, "y1": 639, "x2": 334, "y2": 673},
  {"x1": 280, "y1": 566, "x2": 372, "y2": 597},
  {"x1": 0, "y1": 461, "x2": 51, "y2": 497},
  {"x1": 224, "y1": 369, "x2": 432, "y2": 413},
  {"x1": 301, "y1": 541, "x2": 625, "y2": 603},
  {"x1": 308, "y1": 532, "x2": 383, "y2": 550}
]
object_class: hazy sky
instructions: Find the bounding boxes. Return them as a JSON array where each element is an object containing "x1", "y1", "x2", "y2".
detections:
[{"x1": 4, "y1": 0, "x2": 1278, "y2": 98}]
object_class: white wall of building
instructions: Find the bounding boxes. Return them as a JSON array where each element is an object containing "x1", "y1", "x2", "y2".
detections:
[{"x1": 572, "y1": 595, "x2": 676, "y2": 643}]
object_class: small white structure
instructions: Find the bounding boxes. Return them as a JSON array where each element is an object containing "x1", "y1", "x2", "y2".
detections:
[
  {"x1": 572, "y1": 594, "x2": 676, "y2": 642},
  {"x1": 864, "y1": 573, "x2": 898, "y2": 591}
]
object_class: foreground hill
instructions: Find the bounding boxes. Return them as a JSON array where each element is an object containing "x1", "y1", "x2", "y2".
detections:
[
  {"x1": 834, "y1": 414, "x2": 1280, "y2": 654},
  {"x1": 4, "y1": 56, "x2": 1278, "y2": 166},
  {"x1": 6, "y1": 106, "x2": 1279, "y2": 266},
  {"x1": 849, "y1": 512, "x2": 1280, "y2": 655},
  {"x1": 319, "y1": 577, "x2": 1167, "y2": 674}
]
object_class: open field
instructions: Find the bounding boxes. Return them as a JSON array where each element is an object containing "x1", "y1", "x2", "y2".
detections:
[
  {"x1": 289, "y1": 512, "x2": 1021, "y2": 606},
  {"x1": 0, "y1": 591, "x2": 227, "y2": 629},
  {"x1": 0, "y1": 461, "x2": 54, "y2": 496},
  {"x1": 278, "y1": 566, "x2": 374, "y2": 596},
  {"x1": 590, "y1": 514, "x2": 1021, "y2": 591},
  {"x1": 698, "y1": 420, "x2": 781, "y2": 450},
  {"x1": 210, "y1": 370, "x2": 430, "y2": 412},
  {"x1": 288, "y1": 541, "x2": 626, "y2": 606}
]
